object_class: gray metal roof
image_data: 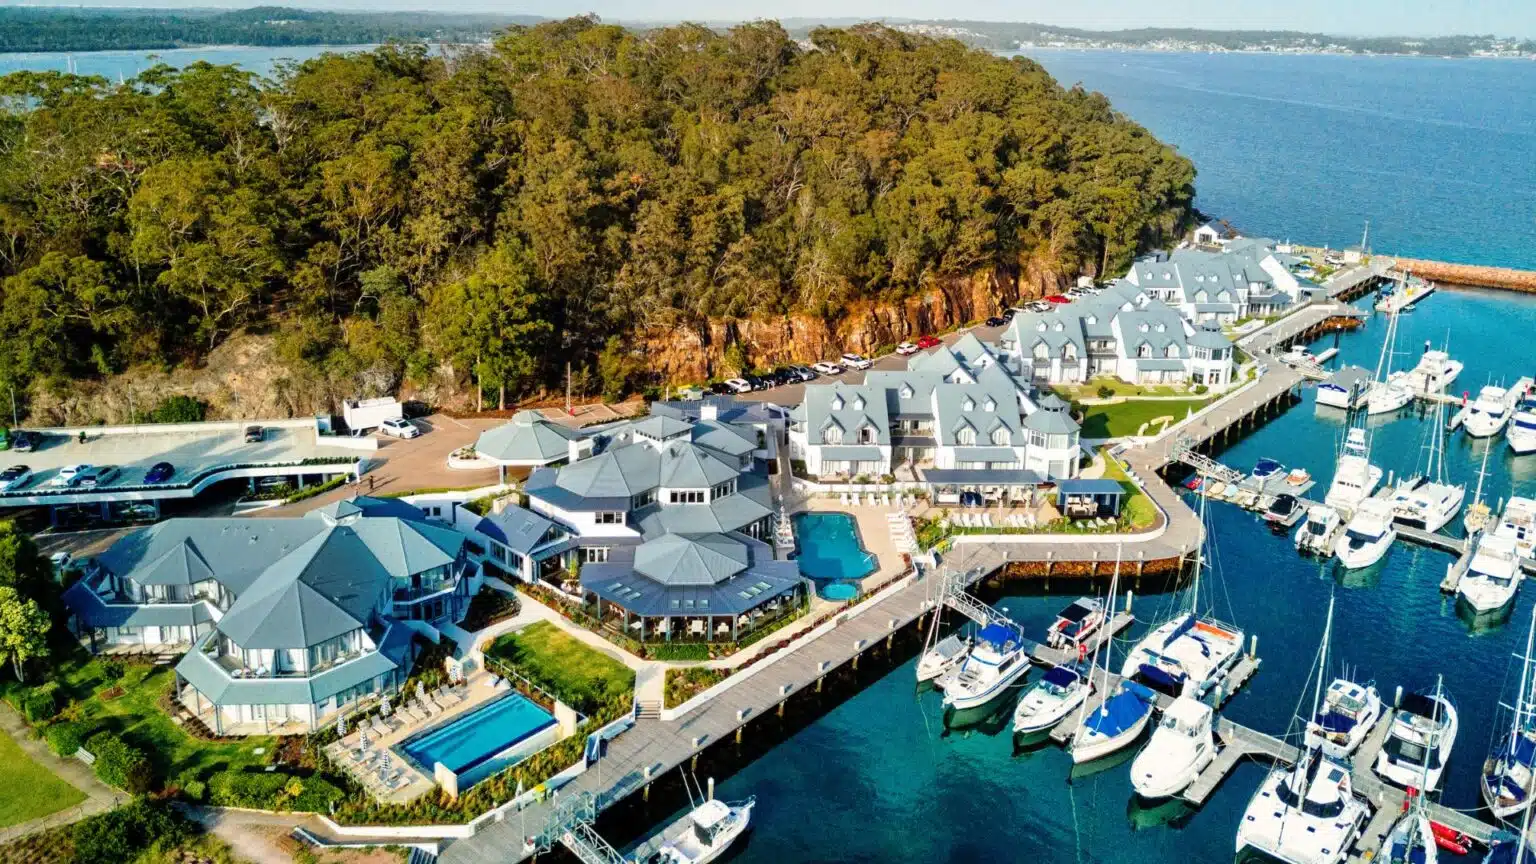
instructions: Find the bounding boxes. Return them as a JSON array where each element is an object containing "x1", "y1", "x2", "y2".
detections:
[
  {"x1": 1136, "y1": 358, "x2": 1188, "y2": 371},
  {"x1": 174, "y1": 621, "x2": 412, "y2": 707},
  {"x1": 1057, "y1": 479, "x2": 1127, "y2": 496},
  {"x1": 817, "y1": 445, "x2": 885, "y2": 461},
  {"x1": 475, "y1": 505, "x2": 559, "y2": 556},
  {"x1": 475, "y1": 411, "x2": 581, "y2": 464},
  {"x1": 582, "y1": 533, "x2": 804, "y2": 618},
  {"x1": 657, "y1": 442, "x2": 740, "y2": 488},
  {"x1": 62, "y1": 581, "x2": 215, "y2": 628},
  {"x1": 1189, "y1": 327, "x2": 1233, "y2": 350},
  {"x1": 951, "y1": 446, "x2": 1019, "y2": 462},
  {"x1": 630, "y1": 415, "x2": 694, "y2": 440},
  {"x1": 1023, "y1": 405, "x2": 1080, "y2": 435},
  {"x1": 633, "y1": 533, "x2": 749, "y2": 586},
  {"x1": 923, "y1": 468, "x2": 1043, "y2": 485},
  {"x1": 93, "y1": 518, "x2": 328, "y2": 596},
  {"x1": 802, "y1": 383, "x2": 891, "y2": 447}
]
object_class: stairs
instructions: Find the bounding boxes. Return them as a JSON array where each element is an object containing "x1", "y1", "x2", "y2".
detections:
[
  {"x1": 406, "y1": 847, "x2": 439, "y2": 864},
  {"x1": 636, "y1": 699, "x2": 662, "y2": 720}
]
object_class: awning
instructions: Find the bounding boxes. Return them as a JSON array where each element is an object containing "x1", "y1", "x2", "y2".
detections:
[
  {"x1": 817, "y1": 446, "x2": 884, "y2": 461},
  {"x1": 923, "y1": 469, "x2": 1043, "y2": 486},
  {"x1": 1055, "y1": 479, "x2": 1126, "y2": 497},
  {"x1": 951, "y1": 446, "x2": 1018, "y2": 461},
  {"x1": 1135, "y1": 359, "x2": 1186, "y2": 371}
]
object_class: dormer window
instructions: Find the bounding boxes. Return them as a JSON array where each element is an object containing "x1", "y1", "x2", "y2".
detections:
[
  {"x1": 1032, "y1": 342, "x2": 1049, "y2": 360},
  {"x1": 858, "y1": 424, "x2": 877, "y2": 444},
  {"x1": 992, "y1": 427, "x2": 1010, "y2": 446},
  {"x1": 957, "y1": 426, "x2": 976, "y2": 446},
  {"x1": 963, "y1": 397, "x2": 975, "y2": 412},
  {"x1": 900, "y1": 384, "x2": 914, "y2": 399},
  {"x1": 853, "y1": 397, "x2": 865, "y2": 411},
  {"x1": 1086, "y1": 315, "x2": 1096, "y2": 324},
  {"x1": 1156, "y1": 323, "x2": 1166, "y2": 333},
  {"x1": 1036, "y1": 322, "x2": 1047, "y2": 332},
  {"x1": 1138, "y1": 323, "x2": 1149, "y2": 333},
  {"x1": 831, "y1": 396, "x2": 844, "y2": 411},
  {"x1": 1166, "y1": 345, "x2": 1180, "y2": 358},
  {"x1": 1053, "y1": 322, "x2": 1064, "y2": 332},
  {"x1": 984, "y1": 397, "x2": 996, "y2": 412}
]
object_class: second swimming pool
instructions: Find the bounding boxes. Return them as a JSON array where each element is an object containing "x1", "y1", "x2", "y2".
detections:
[{"x1": 399, "y1": 692, "x2": 557, "y2": 789}]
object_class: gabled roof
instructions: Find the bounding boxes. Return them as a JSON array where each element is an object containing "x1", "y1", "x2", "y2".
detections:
[
  {"x1": 475, "y1": 505, "x2": 560, "y2": 556},
  {"x1": 553, "y1": 444, "x2": 660, "y2": 499},
  {"x1": 348, "y1": 517, "x2": 462, "y2": 578},
  {"x1": 633, "y1": 533, "x2": 749, "y2": 586},
  {"x1": 802, "y1": 383, "x2": 890, "y2": 446},
  {"x1": 137, "y1": 539, "x2": 216, "y2": 586},
  {"x1": 631, "y1": 415, "x2": 694, "y2": 440},
  {"x1": 217, "y1": 573, "x2": 366, "y2": 650},
  {"x1": 92, "y1": 518, "x2": 328, "y2": 596}
]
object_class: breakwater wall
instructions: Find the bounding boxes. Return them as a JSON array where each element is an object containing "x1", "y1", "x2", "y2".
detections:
[{"x1": 1394, "y1": 257, "x2": 1536, "y2": 292}]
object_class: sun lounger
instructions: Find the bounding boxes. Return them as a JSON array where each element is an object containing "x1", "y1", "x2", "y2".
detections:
[
  {"x1": 840, "y1": 493, "x2": 850, "y2": 506},
  {"x1": 401, "y1": 704, "x2": 426, "y2": 723},
  {"x1": 882, "y1": 493, "x2": 891, "y2": 506},
  {"x1": 370, "y1": 717, "x2": 392, "y2": 737},
  {"x1": 416, "y1": 699, "x2": 441, "y2": 717}
]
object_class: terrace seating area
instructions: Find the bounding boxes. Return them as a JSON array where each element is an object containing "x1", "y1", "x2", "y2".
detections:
[{"x1": 322, "y1": 680, "x2": 483, "y2": 803}]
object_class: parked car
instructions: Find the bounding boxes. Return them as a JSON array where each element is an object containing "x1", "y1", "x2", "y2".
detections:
[
  {"x1": 708, "y1": 381, "x2": 733, "y2": 395},
  {"x1": 749, "y1": 374, "x2": 774, "y2": 391},
  {"x1": 771, "y1": 367, "x2": 801, "y2": 386},
  {"x1": 1001, "y1": 307, "x2": 1017, "y2": 322},
  {"x1": 78, "y1": 465, "x2": 119, "y2": 488},
  {"x1": 144, "y1": 461, "x2": 175, "y2": 484},
  {"x1": 812, "y1": 361, "x2": 843, "y2": 375},
  {"x1": 791, "y1": 365, "x2": 818, "y2": 382},
  {"x1": 724, "y1": 378, "x2": 753, "y2": 394},
  {"x1": 0, "y1": 464, "x2": 30, "y2": 492},
  {"x1": 380, "y1": 417, "x2": 421, "y2": 439},
  {"x1": 10, "y1": 430, "x2": 38, "y2": 452},
  {"x1": 840, "y1": 353, "x2": 872, "y2": 370},
  {"x1": 916, "y1": 335, "x2": 942, "y2": 349},
  {"x1": 243, "y1": 425, "x2": 264, "y2": 444},
  {"x1": 1045, "y1": 295, "x2": 1072, "y2": 305},
  {"x1": 984, "y1": 316, "x2": 1006, "y2": 327},
  {"x1": 896, "y1": 341, "x2": 918, "y2": 356},
  {"x1": 50, "y1": 464, "x2": 91, "y2": 487},
  {"x1": 49, "y1": 552, "x2": 73, "y2": 578}
]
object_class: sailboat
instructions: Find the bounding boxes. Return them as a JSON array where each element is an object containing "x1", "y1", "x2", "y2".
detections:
[
  {"x1": 1015, "y1": 559, "x2": 1117, "y2": 735},
  {"x1": 1235, "y1": 595, "x2": 1372, "y2": 864},
  {"x1": 1323, "y1": 426, "x2": 1384, "y2": 518},
  {"x1": 1069, "y1": 554, "x2": 1156, "y2": 763},
  {"x1": 1120, "y1": 483, "x2": 1246, "y2": 699},
  {"x1": 1483, "y1": 607, "x2": 1536, "y2": 821},
  {"x1": 1465, "y1": 441, "x2": 1496, "y2": 535},
  {"x1": 1388, "y1": 398, "x2": 1466, "y2": 533},
  {"x1": 1366, "y1": 307, "x2": 1413, "y2": 415},
  {"x1": 1384, "y1": 788, "x2": 1438, "y2": 864},
  {"x1": 916, "y1": 602, "x2": 972, "y2": 686}
]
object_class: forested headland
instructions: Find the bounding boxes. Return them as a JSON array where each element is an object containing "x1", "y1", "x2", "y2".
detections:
[
  {"x1": 0, "y1": 17, "x2": 1195, "y2": 423},
  {"x1": 0, "y1": 7, "x2": 535, "y2": 53}
]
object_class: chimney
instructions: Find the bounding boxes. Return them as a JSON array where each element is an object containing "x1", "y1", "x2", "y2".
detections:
[
  {"x1": 700, "y1": 403, "x2": 718, "y2": 421},
  {"x1": 568, "y1": 437, "x2": 593, "y2": 463}
]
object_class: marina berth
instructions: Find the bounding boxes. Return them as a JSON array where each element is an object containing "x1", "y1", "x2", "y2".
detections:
[
  {"x1": 1510, "y1": 392, "x2": 1536, "y2": 454},
  {"x1": 1374, "y1": 685, "x2": 1459, "y2": 792},
  {"x1": 1013, "y1": 663, "x2": 1093, "y2": 735},
  {"x1": 1458, "y1": 380, "x2": 1533, "y2": 438},
  {"x1": 1335, "y1": 497, "x2": 1398, "y2": 570},
  {"x1": 1455, "y1": 534, "x2": 1523, "y2": 614},
  {"x1": 941, "y1": 621, "x2": 1031, "y2": 711},
  {"x1": 1045, "y1": 597, "x2": 1106, "y2": 651},
  {"x1": 1483, "y1": 608, "x2": 1536, "y2": 822},
  {"x1": 1304, "y1": 678, "x2": 1383, "y2": 759},
  {"x1": 1384, "y1": 805, "x2": 1439, "y2": 864},
  {"x1": 1130, "y1": 696, "x2": 1218, "y2": 800},
  {"x1": 1495, "y1": 498, "x2": 1536, "y2": 561}
]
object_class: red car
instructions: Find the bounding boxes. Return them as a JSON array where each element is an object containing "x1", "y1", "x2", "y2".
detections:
[
  {"x1": 1045, "y1": 294, "x2": 1071, "y2": 304},
  {"x1": 916, "y1": 335, "x2": 941, "y2": 349}
]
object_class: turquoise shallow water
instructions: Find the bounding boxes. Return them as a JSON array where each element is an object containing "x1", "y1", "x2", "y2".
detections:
[{"x1": 791, "y1": 512, "x2": 877, "y2": 582}]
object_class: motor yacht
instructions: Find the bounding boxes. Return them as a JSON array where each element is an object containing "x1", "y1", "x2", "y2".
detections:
[
  {"x1": 1496, "y1": 498, "x2": 1536, "y2": 562},
  {"x1": 1130, "y1": 696, "x2": 1218, "y2": 800},
  {"x1": 1405, "y1": 345, "x2": 1463, "y2": 395},
  {"x1": 1296, "y1": 505, "x2": 1344, "y2": 555},
  {"x1": 1265, "y1": 493, "x2": 1304, "y2": 528},
  {"x1": 645, "y1": 797, "x2": 755, "y2": 864},
  {"x1": 1323, "y1": 427, "x2": 1383, "y2": 517},
  {"x1": 1012, "y1": 663, "x2": 1092, "y2": 735},
  {"x1": 1456, "y1": 534, "x2": 1523, "y2": 614},
  {"x1": 1251, "y1": 458, "x2": 1286, "y2": 486},
  {"x1": 1374, "y1": 685, "x2": 1459, "y2": 792},
  {"x1": 1070, "y1": 680, "x2": 1156, "y2": 764},
  {"x1": 1305, "y1": 678, "x2": 1383, "y2": 760},
  {"x1": 1510, "y1": 393, "x2": 1536, "y2": 455},
  {"x1": 916, "y1": 633, "x2": 971, "y2": 685},
  {"x1": 1045, "y1": 597, "x2": 1106, "y2": 652},
  {"x1": 942, "y1": 622, "x2": 1031, "y2": 711},
  {"x1": 1335, "y1": 498, "x2": 1398, "y2": 570},
  {"x1": 1483, "y1": 607, "x2": 1536, "y2": 821},
  {"x1": 1236, "y1": 598, "x2": 1369, "y2": 864},
  {"x1": 1315, "y1": 366, "x2": 1372, "y2": 410},
  {"x1": 1461, "y1": 384, "x2": 1519, "y2": 438},
  {"x1": 1389, "y1": 397, "x2": 1465, "y2": 533}
]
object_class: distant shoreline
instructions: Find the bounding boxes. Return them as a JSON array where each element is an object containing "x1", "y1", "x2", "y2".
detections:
[{"x1": 1010, "y1": 45, "x2": 1535, "y2": 61}]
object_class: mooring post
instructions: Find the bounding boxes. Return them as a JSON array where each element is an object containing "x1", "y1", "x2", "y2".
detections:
[
  {"x1": 1126, "y1": 589, "x2": 1134, "y2": 616},
  {"x1": 1250, "y1": 634, "x2": 1259, "y2": 659},
  {"x1": 735, "y1": 726, "x2": 744, "y2": 744},
  {"x1": 690, "y1": 754, "x2": 698, "y2": 772}
]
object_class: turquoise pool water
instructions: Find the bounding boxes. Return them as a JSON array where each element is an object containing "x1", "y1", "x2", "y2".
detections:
[
  {"x1": 792, "y1": 513, "x2": 877, "y2": 582},
  {"x1": 399, "y1": 693, "x2": 555, "y2": 789}
]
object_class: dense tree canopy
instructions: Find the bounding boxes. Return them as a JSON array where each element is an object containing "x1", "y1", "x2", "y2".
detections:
[{"x1": 0, "y1": 18, "x2": 1194, "y2": 411}]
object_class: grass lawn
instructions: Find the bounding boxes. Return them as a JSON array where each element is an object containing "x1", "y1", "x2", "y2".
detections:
[
  {"x1": 12, "y1": 657, "x2": 275, "y2": 785},
  {"x1": 1051, "y1": 380, "x2": 1190, "y2": 400},
  {"x1": 1078, "y1": 397, "x2": 1212, "y2": 438},
  {"x1": 0, "y1": 729, "x2": 86, "y2": 828},
  {"x1": 1101, "y1": 450, "x2": 1160, "y2": 530},
  {"x1": 487, "y1": 621, "x2": 635, "y2": 714}
]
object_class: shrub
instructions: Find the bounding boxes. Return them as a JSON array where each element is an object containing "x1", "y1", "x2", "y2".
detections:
[
  {"x1": 45, "y1": 721, "x2": 87, "y2": 756},
  {"x1": 1096, "y1": 384, "x2": 1115, "y2": 399},
  {"x1": 460, "y1": 586, "x2": 521, "y2": 631},
  {"x1": 283, "y1": 475, "x2": 348, "y2": 504},
  {"x1": 208, "y1": 769, "x2": 346, "y2": 812},
  {"x1": 140, "y1": 395, "x2": 207, "y2": 424},
  {"x1": 99, "y1": 659, "x2": 126, "y2": 681},
  {"x1": 644, "y1": 643, "x2": 714, "y2": 662},
  {"x1": 71, "y1": 800, "x2": 193, "y2": 864},
  {"x1": 85, "y1": 731, "x2": 153, "y2": 793},
  {"x1": 181, "y1": 779, "x2": 207, "y2": 802},
  {"x1": 1192, "y1": 384, "x2": 1209, "y2": 395},
  {"x1": 21, "y1": 684, "x2": 59, "y2": 722}
]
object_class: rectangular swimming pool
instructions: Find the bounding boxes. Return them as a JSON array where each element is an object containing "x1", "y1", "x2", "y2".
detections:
[{"x1": 399, "y1": 692, "x2": 557, "y2": 789}]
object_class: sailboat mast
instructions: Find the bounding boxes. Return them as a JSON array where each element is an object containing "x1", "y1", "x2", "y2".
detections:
[
  {"x1": 1073, "y1": 544, "x2": 1121, "y2": 736},
  {"x1": 1191, "y1": 477, "x2": 1208, "y2": 615},
  {"x1": 1514, "y1": 608, "x2": 1536, "y2": 758},
  {"x1": 1310, "y1": 595, "x2": 1335, "y2": 724},
  {"x1": 1373, "y1": 308, "x2": 1399, "y2": 384}
]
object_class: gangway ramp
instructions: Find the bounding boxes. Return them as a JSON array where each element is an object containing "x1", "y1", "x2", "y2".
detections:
[{"x1": 1168, "y1": 437, "x2": 1244, "y2": 484}]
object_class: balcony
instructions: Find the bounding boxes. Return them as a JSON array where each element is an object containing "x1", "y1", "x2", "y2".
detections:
[{"x1": 391, "y1": 561, "x2": 475, "y2": 605}]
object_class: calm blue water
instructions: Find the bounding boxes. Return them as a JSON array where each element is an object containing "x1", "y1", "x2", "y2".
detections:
[
  {"x1": 0, "y1": 45, "x2": 370, "y2": 81},
  {"x1": 791, "y1": 513, "x2": 877, "y2": 582},
  {"x1": 400, "y1": 693, "x2": 554, "y2": 789},
  {"x1": 1018, "y1": 51, "x2": 1536, "y2": 270}
]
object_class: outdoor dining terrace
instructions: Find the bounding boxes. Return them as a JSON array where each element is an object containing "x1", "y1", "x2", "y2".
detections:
[{"x1": 323, "y1": 680, "x2": 480, "y2": 804}]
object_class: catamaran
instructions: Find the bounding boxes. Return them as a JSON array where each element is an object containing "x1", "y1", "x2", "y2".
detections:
[
  {"x1": 1388, "y1": 398, "x2": 1465, "y2": 533},
  {"x1": 1483, "y1": 607, "x2": 1536, "y2": 821},
  {"x1": 1305, "y1": 678, "x2": 1384, "y2": 760},
  {"x1": 1121, "y1": 485, "x2": 1246, "y2": 699},
  {"x1": 1235, "y1": 595, "x2": 1371, "y2": 864},
  {"x1": 1129, "y1": 696, "x2": 1218, "y2": 800},
  {"x1": 941, "y1": 621, "x2": 1031, "y2": 711},
  {"x1": 1374, "y1": 682, "x2": 1459, "y2": 792},
  {"x1": 1510, "y1": 390, "x2": 1536, "y2": 454},
  {"x1": 1495, "y1": 498, "x2": 1536, "y2": 562},
  {"x1": 1404, "y1": 342, "x2": 1463, "y2": 396},
  {"x1": 1335, "y1": 497, "x2": 1397, "y2": 570},
  {"x1": 1366, "y1": 308, "x2": 1413, "y2": 415},
  {"x1": 1456, "y1": 534, "x2": 1524, "y2": 614},
  {"x1": 1323, "y1": 426, "x2": 1383, "y2": 518},
  {"x1": 1296, "y1": 505, "x2": 1344, "y2": 555}
]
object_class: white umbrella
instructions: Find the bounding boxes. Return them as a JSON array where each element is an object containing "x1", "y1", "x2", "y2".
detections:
[
  {"x1": 417, "y1": 681, "x2": 428, "y2": 701},
  {"x1": 379, "y1": 698, "x2": 392, "y2": 719},
  {"x1": 358, "y1": 727, "x2": 369, "y2": 747},
  {"x1": 336, "y1": 713, "x2": 347, "y2": 738}
]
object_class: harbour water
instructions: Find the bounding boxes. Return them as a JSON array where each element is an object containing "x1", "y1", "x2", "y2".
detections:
[{"x1": 0, "y1": 45, "x2": 370, "y2": 80}]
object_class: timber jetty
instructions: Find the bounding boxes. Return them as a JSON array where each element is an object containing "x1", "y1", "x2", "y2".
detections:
[{"x1": 1395, "y1": 256, "x2": 1536, "y2": 293}]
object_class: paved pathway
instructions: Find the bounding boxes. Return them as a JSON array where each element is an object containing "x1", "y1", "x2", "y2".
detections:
[{"x1": 0, "y1": 706, "x2": 119, "y2": 842}]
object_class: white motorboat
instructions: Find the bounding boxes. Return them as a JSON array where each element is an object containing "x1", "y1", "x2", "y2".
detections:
[
  {"x1": 1375, "y1": 682, "x2": 1459, "y2": 792},
  {"x1": 916, "y1": 633, "x2": 971, "y2": 685},
  {"x1": 1482, "y1": 606, "x2": 1536, "y2": 821},
  {"x1": 1405, "y1": 344, "x2": 1463, "y2": 395},
  {"x1": 1251, "y1": 457, "x2": 1286, "y2": 486},
  {"x1": 1335, "y1": 498, "x2": 1397, "y2": 570},
  {"x1": 1384, "y1": 807, "x2": 1438, "y2": 864},
  {"x1": 1495, "y1": 498, "x2": 1536, "y2": 562},
  {"x1": 1236, "y1": 595, "x2": 1371, "y2": 864},
  {"x1": 1456, "y1": 534, "x2": 1523, "y2": 614},
  {"x1": 1122, "y1": 486, "x2": 1246, "y2": 699},
  {"x1": 1305, "y1": 678, "x2": 1384, "y2": 760},
  {"x1": 1130, "y1": 696, "x2": 1217, "y2": 800},
  {"x1": 1045, "y1": 597, "x2": 1106, "y2": 652},
  {"x1": 1366, "y1": 375, "x2": 1414, "y2": 415},
  {"x1": 1461, "y1": 384, "x2": 1520, "y2": 438},
  {"x1": 1510, "y1": 393, "x2": 1536, "y2": 455},
  {"x1": 1323, "y1": 427, "x2": 1383, "y2": 517},
  {"x1": 646, "y1": 797, "x2": 755, "y2": 864},
  {"x1": 1296, "y1": 505, "x2": 1344, "y2": 555},
  {"x1": 941, "y1": 622, "x2": 1030, "y2": 710},
  {"x1": 1012, "y1": 663, "x2": 1092, "y2": 735},
  {"x1": 1388, "y1": 397, "x2": 1464, "y2": 534}
]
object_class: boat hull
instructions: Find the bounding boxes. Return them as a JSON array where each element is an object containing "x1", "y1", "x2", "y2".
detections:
[
  {"x1": 942, "y1": 658, "x2": 1030, "y2": 711},
  {"x1": 1071, "y1": 711, "x2": 1150, "y2": 764},
  {"x1": 1012, "y1": 685, "x2": 1089, "y2": 735},
  {"x1": 1335, "y1": 531, "x2": 1395, "y2": 569}
]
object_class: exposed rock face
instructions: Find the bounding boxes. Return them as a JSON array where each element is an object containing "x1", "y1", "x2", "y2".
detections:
[{"x1": 639, "y1": 263, "x2": 1064, "y2": 381}]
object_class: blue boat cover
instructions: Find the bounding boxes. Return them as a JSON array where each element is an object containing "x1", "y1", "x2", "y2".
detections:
[
  {"x1": 1043, "y1": 666, "x2": 1081, "y2": 688},
  {"x1": 978, "y1": 622, "x2": 1017, "y2": 647},
  {"x1": 1139, "y1": 663, "x2": 1185, "y2": 690},
  {"x1": 1501, "y1": 734, "x2": 1536, "y2": 768},
  {"x1": 1488, "y1": 832, "x2": 1536, "y2": 864},
  {"x1": 1314, "y1": 711, "x2": 1358, "y2": 734},
  {"x1": 1084, "y1": 688, "x2": 1151, "y2": 737},
  {"x1": 1160, "y1": 615, "x2": 1196, "y2": 650}
]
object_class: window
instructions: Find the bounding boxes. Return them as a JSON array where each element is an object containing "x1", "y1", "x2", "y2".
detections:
[
  {"x1": 1063, "y1": 344, "x2": 1078, "y2": 361},
  {"x1": 1029, "y1": 430, "x2": 1047, "y2": 447},
  {"x1": 957, "y1": 427, "x2": 976, "y2": 446},
  {"x1": 583, "y1": 547, "x2": 610, "y2": 563},
  {"x1": 831, "y1": 396, "x2": 844, "y2": 411},
  {"x1": 596, "y1": 511, "x2": 626, "y2": 524},
  {"x1": 853, "y1": 397, "x2": 865, "y2": 411},
  {"x1": 823, "y1": 425, "x2": 843, "y2": 445},
  {"x1": 858, "y1": 425, "x2": 877, "y2": 444},
  {"x1": 991, "y1": 427, "x2": 1010, "y2": 446},
  {"x1": 1032, "y1": 342, "x2": 1049, "y2": 360},
  {"x1": 1138, "y1": 343, "x2": 1152, "y2": 358},
  {"x1": 900, "y1": 384, "x2": 913, "y2": 398},
  {"x1": 1166, "y1": 345, "x2": 1179, "y2": 358},
  {"x1": 632, "y1": 489, "x2": 656, "y2": 508},
  {"x1": 962, "y1": 397, "x2": 975, "y2": 411},
  {"x1": 668, "y1": 490, "x2": 706, "y2": 504},
  {"x1": 711, "y1": 481, "x2": 735, "y2": 499}
]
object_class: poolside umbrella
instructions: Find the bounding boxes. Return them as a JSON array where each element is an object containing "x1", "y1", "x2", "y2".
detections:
[
  {"x1": 336, "y1": 713, "x2": 347, "y2": 738},
  {"x1": 417, "y1": 682, "x2": 428, "y2": 702},
  {"x1": 379, "y1": 698, "x2": 392, "y2": 720},
  {"x1": 358, "y1": 727, "x2": 369, "y2": 747}
]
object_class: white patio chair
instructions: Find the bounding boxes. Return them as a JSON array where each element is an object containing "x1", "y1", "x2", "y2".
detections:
[{"x1": 840, "y1": 492, "x2": 851, "y2": 506}]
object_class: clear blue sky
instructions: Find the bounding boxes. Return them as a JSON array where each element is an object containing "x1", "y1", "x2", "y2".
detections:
[{"x1": 33, "y1": 0, "x2": 1536, "y2": 38}]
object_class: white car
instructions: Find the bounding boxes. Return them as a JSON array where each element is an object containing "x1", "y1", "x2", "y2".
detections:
[
  {"x1": 724, "y1": 378, "x2": 753, "y2": 394},
  {"x1": 50, "y1": 464, "x2": 91, "y2": 487},
  {"x1": 896, "y1": 341, "x2": 918, "y2": 356},
  {"x1": 379, "y1": 417, "x2": 420, "y2": 439},
  {"x1": 77, "y1": 465, "x2": 119, "y2": 488},
  {"x1": 840, "y1": 353, "x2": 872, "y2": 370},
  {"x1": 812, "y1": 362, "x2": 843, "y2": 375},
  {"x1": 0, "y1": 464, "x2": 31, "y2": 492},
  {"x1": 49, "y1": 552, "x2": 73, "y2": 577}
]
